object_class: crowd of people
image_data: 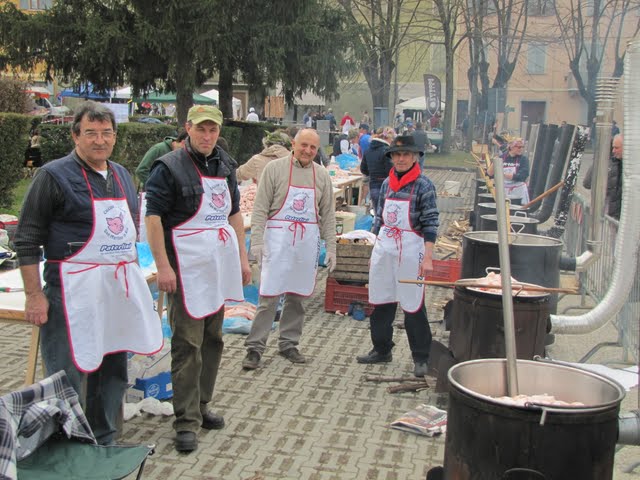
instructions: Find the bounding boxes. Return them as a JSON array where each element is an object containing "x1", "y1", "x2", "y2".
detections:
[{"x1": 13, "y1": 101, "x2": 441, "y2": 455}]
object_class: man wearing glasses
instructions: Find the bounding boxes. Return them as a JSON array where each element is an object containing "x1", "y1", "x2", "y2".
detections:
[
  {"x1": 14, "y1": 101, "x2": 163, "y2": 445},
  {"x1": 487, "y1": 138, "x2": 530, "y2": 204}
]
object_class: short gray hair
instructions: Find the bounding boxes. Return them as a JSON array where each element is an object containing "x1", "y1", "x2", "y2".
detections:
[{"x1": 71, "y1": 101, "x2": 116, "y2": 135}]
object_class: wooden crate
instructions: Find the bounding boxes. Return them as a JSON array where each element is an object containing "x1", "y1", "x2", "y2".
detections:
[{"x1": 329, "y1": 242, "x2": 373, "y2": 283}]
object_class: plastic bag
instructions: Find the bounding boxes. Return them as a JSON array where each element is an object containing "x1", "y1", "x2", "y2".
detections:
[
  {"x1": 222, "y1": 316, "x2": 253, "y2": 335},
  {"x1": 336, "y1": 153, "x2": 359, "y2": 170}
]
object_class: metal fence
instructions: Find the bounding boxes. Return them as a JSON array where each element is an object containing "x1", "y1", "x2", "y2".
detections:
[{"x1": 564, "y1": 194, "x2": 640, "y2": 363}]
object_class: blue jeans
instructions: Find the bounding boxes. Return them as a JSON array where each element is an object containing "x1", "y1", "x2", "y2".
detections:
[{"x1": 41, "y1": 285, "x2": 127, "y2": 445}]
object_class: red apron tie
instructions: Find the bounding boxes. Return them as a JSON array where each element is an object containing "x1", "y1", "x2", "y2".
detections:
[
  {"x1": 67, "y1": 264, "x2": 100, "y2": 275},
  {"x1": 386, "y1": 226, "x2": 404, "y2": 263},
  {"x1": 218, "y1": 227, "x2": 231, "y2": 245},
  {"x1": 115, "y1": 261, "x2": 130, "y2": 298},
  {"x1": 288, "y1": 221, "x2": 307, "y2": 246}
]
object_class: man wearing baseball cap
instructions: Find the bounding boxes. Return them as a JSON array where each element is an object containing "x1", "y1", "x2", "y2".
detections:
[{"x1": 145, "y1": 104, "x2": 251, "y2": 452}]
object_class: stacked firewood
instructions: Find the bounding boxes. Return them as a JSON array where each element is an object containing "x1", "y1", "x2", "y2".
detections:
[{"x1": 434, "y1": 218, "x2": 470, "y2": 259}]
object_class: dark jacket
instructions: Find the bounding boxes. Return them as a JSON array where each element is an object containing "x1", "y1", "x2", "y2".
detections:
[
  {"x1": 583, "y1": 156, "x2": 623, "y2": 219},
  {"x1": 360, "y1": 139, "x2": 391, "y2": 187},
  {"x1": 144, "y1": 139, "x2": 240, "y2": 255},
  {"x1": 502, "y1": 153, "x2": 530, "y2": 183},
  {"x1": 332, "y1": 134, "x2": 348, "y2": 157}
]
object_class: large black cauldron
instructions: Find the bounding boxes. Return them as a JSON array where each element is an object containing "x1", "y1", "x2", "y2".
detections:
[
  {"x1": 449, "y1": 286, "x2": 549, "y2": 362},
  {"x1": 478, "y1": 214, "x2": 539, "y2": 235},
  {"x1": 443, "y1": 359, "x2": 624, "y2": 480}
]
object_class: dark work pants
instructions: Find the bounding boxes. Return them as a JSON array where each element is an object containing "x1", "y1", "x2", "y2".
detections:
[
  {"x1": 369, "y1": 302, "x2": 432, "y2": 363},
  {"x1": 167, "y1": 277, "x2": 224, "y2": 433},
  {"x1": 41, "y1": 285, "x2": 127, "y2": 445}
]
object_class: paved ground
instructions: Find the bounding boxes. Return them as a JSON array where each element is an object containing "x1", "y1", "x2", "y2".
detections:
[{"x1": 1, "y1": 164, "x2": 639, "y2": 479}]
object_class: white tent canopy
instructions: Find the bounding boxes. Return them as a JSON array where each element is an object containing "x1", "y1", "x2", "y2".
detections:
[
  {"x1": 112, "y1": 87, "x2": 242, "y2": 113},
  {"x1": 200, "y1": 89, "x2": 242, "y2": 115},
  {"x1": 396, "y1": 96, "x2": 445, "y2": 111}
]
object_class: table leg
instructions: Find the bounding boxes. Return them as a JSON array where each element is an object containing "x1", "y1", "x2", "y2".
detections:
[{"x1": 24, "y1": 325, "x2": 40, "y2": 386}]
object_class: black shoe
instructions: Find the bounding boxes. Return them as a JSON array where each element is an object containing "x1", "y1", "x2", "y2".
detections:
[
  {"x1": 356, "y1": 350, "x2": 392, "y2": 364},
  {"x1": 242, "y1": 350, "x2": 261, "y2": 370},
  {"x1": 414, "y1": 361, "x2": 429, "y2": 377},
  {"x1": 279, "y1": 347, "x2": 306, "y2": 363},
  {"x1": 175, "y1": 431, "x2": 197, "y2": 452},
  {"x1": 201, "y1": 411, "x2": 225, "y2": 430}
]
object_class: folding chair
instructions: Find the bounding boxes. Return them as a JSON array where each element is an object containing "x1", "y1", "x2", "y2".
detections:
[{"x1": 0, "y1": 371, "x2": 154, "y2": 480}]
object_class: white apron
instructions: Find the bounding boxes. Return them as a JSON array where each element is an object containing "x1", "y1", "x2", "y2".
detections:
[
  {"x1": 259, "y1": 160, "x2": 320, "y2": 297},
  {"x1": 172, "y1": 162, "x2": 243, "y2": 319},
  {"x1": 138, "y1": 192, "x2": 147, "y2": 243},
  {"x1": 58, "y1": 168, "x2": 163, "y2": 373},
  {"x1": 503, "y1": 166, "x2": 530, "y2": 204},
  {"x1": 369, "y1": 185, "x2": 425, "y2": 313}
]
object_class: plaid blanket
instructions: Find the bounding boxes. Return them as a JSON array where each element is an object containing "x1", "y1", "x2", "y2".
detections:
[{"x1": 0, "y1": 370, "x2": 96, "y2": 480}]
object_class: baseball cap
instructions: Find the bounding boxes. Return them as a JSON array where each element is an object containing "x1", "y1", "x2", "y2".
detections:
[{"x1": 187, "y1": 105, "x2": 223, "y2": 125}]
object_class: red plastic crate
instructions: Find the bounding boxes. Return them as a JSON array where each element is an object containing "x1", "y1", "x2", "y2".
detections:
[
  {"x1": 426, "y1": 259, "x2": 462, "y2": 283},
  {"x1": 324, "y1": 277, "x2": 374, "y2": 316}
]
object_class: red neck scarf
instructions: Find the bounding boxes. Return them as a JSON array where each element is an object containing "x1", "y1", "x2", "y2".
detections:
[{"x1": 388, "y1": 162, "x2": 421, "y2": 192}]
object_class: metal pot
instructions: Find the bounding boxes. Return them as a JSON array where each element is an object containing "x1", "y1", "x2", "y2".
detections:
[
  {"x1": 443, "y1": 358, "x2": 625, "y2": 480},
  {"x1": 477, "y1": 202, "x2": 529, "y2": 219},
  {"x1": 478, "y1": 213, "x2": 539, "y2": 235},
  {"x1": 461, "y1": 231, "x2": 563, "y2": 313}
]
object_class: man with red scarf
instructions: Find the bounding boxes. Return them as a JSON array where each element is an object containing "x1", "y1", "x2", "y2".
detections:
[{"x1": 357, "y1": 136, "x2": 439, "y2": 377}]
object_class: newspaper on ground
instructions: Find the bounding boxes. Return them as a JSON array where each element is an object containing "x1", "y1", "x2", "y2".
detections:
[{"x1": 390, "y1": 404, "x2": 447, "y2": 437}]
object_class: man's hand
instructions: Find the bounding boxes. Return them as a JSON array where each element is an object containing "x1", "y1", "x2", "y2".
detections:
[
  {"x1": 250, "y1": 244, "x2": 263, "y2": 267},
  {"x1": 325, "y1": 252, "x2": 337, "y2": 273},
  {"x1": 25, "y1": 291, "x2": 49, "y2": 326},
  {"x1": 157, "y1": 265, "x2": 177, "y2": 293},
  {"x1": 420, "y1": 255, "x2": 434, "y2": 279},
  {"x1": 241, "y1": 258, "x2": 252, "y2": 285}
]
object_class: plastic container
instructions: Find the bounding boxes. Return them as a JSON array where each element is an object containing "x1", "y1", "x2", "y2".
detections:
[
  {"x1": 335, "y1": 211, "x2": 356, "y2": 234},
  {"x1": 426, "y1": 259, "x2": 462, "y2": 283},
  {"x1": 443, "y1": 180, "x2": 461, "y2": 195},
  {"x1": 324, "y1": 277, "x2": 374, "y2": 316}
]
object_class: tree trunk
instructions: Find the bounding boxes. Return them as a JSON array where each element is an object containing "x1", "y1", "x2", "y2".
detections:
[
  {"x1": 175, "y1": 53, "x2": 195, "y2": 126},
  {"x1": 218, "y1": 66, "x2": 234, "y2": 120}
]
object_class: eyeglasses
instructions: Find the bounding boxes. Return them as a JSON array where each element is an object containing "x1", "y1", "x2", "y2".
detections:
[{"x1": 81, "y1": 130, "x2": 116, "y2": 140}]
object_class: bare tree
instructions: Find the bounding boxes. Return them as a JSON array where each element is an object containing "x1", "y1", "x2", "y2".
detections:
[
  {"x1": 555, "y1": 0, "x2": 639, "y2": 123},
  {"x1": 337, "y1": 0, "x2": 424, "y2": 114}
]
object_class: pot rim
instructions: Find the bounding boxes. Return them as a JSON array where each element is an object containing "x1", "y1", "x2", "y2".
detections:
[{"x1": 448, "y1": 358, "x2": 625, "y2": 412}]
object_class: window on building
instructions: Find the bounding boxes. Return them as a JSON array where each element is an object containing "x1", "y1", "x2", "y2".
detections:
[
  {"x1": 527, "y1": 43, "x2": 547, "y2": 74},
  {"x1": 529, "y1": 0, "x2": 555, "y2": 16},
  {"x1": 20, "y1": 0, "x2": 52, "y2": 10}
]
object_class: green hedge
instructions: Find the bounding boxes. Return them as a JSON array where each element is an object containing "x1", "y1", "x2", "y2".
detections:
[
  {"x1": 111, "y1": 123, "x2": 177, "y2": 175},
  {"x1": 220, "y1": 126, "x2": 242, "y2": 160},
  {"x1": 38, "y1": 122, "x2": 177, "y2": 176},
  {"x1": 40, "y1": 124, "x2": 75, "y2": 164},
  {"x1": 0, "y1": 113, "x2": 32, "y2": 208}
]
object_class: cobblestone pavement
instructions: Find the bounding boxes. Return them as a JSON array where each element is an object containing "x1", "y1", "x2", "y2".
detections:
[{"x1": 1, "y1": 165, "x2": 639, "y2": 479}]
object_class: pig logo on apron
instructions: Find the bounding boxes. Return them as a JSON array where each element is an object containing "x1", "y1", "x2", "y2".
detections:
[
  {"x1": 103, "y1": 206, "x2": 129, "y2": 240},
  {"x1": 210, "y1": 187, "x2": 228, "y2": 212},
  {"x1": 385, "y1": 204, "x2": 401, "y2": 226},
  {"x1": 290, "y1": 192, "x2": 310, "y2": 215}
]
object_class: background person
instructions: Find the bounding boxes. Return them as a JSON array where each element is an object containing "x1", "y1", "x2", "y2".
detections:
[
  {"x1": 14, "y1": 101, "x2": 163, "y2": 445},
  {"x1": 360, "y1": 126, "x2": 395, "y2": 212},
  {"x1": 136, "y1": 131, "x2": 188, "y2": 188},
  {"x1": 246, "y1": 107, "x2": 260, "y2": 122},
  {"x1": 487, "y1": 137, "x2": 530, "y2": 204},
  {"x1": 236, "y1": 131, "x2": 292, "y2": 185},
  {"x1": 409, "y1": 122, "x2": 431, "y2": 170},
  {"x1": 242, "y1": 129, "x2": 336, "y2": 370},
  {"x1": 144, "y1": 105, "x2": 251, "y2": 453},
  {"x1": 583, "y1": 134, "x2": 623, "y2": 220},
  {"x1": 357, "y1": 135, "x2": 439, "y2": 378}
]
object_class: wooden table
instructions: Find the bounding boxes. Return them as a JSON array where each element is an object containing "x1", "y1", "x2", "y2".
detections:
[
  {"x1": 332, "y1": 174, "x2": 365, "y2": 206},
  {"x1": 0, "y1": 267, "x2": 159, "y2": 387}
]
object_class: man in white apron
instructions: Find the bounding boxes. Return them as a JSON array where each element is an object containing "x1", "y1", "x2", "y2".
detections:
[
  {"x1": 488, "y1": 138, "x2": 530, "y2": 204},
  {"x1": 356, "y1": 136, "x2": 439, "y2": 378},
  {"x1": 242, "y1": 129, "x2": 337, "y2": 370},
  {"x1": 14, "y1": 102, "x2": 163, "y2": 445},
  {"x1": 145, "y1": 105, "x2": 251, "y2": 452}
]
